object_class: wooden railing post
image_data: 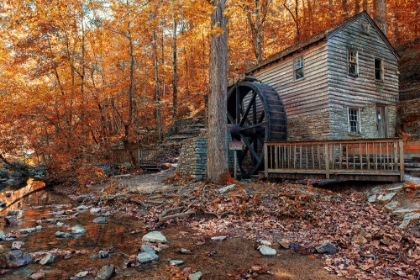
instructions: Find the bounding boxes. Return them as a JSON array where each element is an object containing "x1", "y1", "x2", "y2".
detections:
[
  {"x1": 399, "y1": 139, "x2": 404, "y2": 181},
  {"x1": 264, "y1": 143, "x2": 268, "y2": 178},
  {"x1": 325, "y1": 143, "x2": 330, "y2": 179}
]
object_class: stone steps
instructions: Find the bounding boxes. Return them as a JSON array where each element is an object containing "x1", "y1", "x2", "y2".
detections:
[
  {"x1": 140, "y1": 164, "x2": 161, "y2": 173},
  {"x1": 404, "y1": 158, "x2": 420, "y2": 176}
]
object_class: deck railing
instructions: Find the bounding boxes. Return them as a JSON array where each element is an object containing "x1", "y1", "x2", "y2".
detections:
[{"x1": 264, "y1": 138, "x2": 404, "y2": 181}]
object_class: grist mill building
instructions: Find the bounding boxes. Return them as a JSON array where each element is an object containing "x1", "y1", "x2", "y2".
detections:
[{"x1": 246, "y1": 11, "x2": 400, "y2": 141}]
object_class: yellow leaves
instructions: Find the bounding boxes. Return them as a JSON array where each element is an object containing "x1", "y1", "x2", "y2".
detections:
[{"x1": 210, "y1": 24, "x2": 226, "y2": 37}]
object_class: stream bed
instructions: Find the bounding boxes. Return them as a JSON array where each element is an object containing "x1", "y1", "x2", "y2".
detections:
[{"x1": 0, "y1": 183, "x2": 337, "y2": 280}]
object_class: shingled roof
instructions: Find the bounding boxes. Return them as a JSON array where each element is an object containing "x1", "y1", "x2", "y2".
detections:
[{"x1": 246, "y1": 11, "x2": 400, "y2": 75}]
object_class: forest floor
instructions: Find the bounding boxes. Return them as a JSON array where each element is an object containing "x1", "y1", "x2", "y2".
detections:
[{"x1": 63, "y1": 166, "x2": 420, "y2": 280}]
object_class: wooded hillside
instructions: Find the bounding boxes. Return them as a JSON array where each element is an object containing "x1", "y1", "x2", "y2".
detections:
[{"x1": 0, "y1": 0, "x2": 419, "y2": 179}]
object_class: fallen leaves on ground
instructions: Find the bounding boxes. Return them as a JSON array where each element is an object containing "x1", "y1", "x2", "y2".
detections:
[{"x1": 72, "y1": 177, "x2": 420, "y2": 279}]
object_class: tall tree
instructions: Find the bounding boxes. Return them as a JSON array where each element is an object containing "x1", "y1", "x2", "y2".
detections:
[
  {"x1": 172, "y1": 0, "x2": 179, "y2": 133},
  {"x1": 207, "y1": 0, "x2": 229, "y2": 184},
  {"x1": 239, "y1": 0, "x2": 272, "y2": 63}
]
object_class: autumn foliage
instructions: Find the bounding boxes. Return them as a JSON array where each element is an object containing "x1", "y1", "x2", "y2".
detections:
[{"x1": 0, "y1": 0, "x2": 419, "y2": 180}]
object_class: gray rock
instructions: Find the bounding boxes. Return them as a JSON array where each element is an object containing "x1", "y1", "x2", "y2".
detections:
[
  {"x1": 55, "y1": 231, "x2": 72, "y2": 238},
  {"x1": 0, "y1": 230, "x2": 5, "y2": 240},
  {"x1": 53, "y1": 210, "x2": 66, "y2": 216},
  {"x1": 19, "y1": 228, "x2": 36, "y2": 234},
  {"x1": 35, "y1": 226, "x2": 42, "y2": 232},
  {"x1": 260, "y1": 240, "x2": 272, "y2": 246},
  {"x1": 93, "y1": 217, "x2": 108, "y2": 224},
  {"x1": 75, "y1": 271, "x2": 89, "y2": 277},
  {"x1": 7, "y1": 210, "x2": 25, "y2": 219},
  {"x1": 387, "y1": 185, "x2": 403, "y2": 191},
  {"x1": 399, "y1": 213, "x2": 420, "y2": 228},
  {"x1": 189, "y1": 271, "x2": 203, "y2": 280},
  {"x1": 392, "y1": 208, "x2": 416, "y2": 215},
  {"x1": 12, "y1": 241, "x2": 25, "y2": 250},
  {"x1": 90, "y1": 207, "x2": 102, "y2": 214},
  {"x1": 384, "y1": 201, "x2": 399, "y2": 210},
  {"x1": 211, "y1": 236, "x2": 227, "y2": 242},
  {"x1": 218, "y1": 184, "x2": 236, "y2": 194},
  {"x1": 136, "y1": 252, "x2": 159, "y2": 263},
  {"x1": 76, "y1": 205, "x2": 89, "y2": 211},
  {"x1": 377, "y1": 192, "x2": 396, "y2": 202},
  {"x1": 39, "y1": 253, "x2": 55, "y2": 265},
  {"x1": 0, "y1": 250, "x2": 33, "y2": 268},
  {"x1": 141, "y1": 245, "x2": 156, "y2": 254},
  {"x1": 180, "y1": 248, "x2": 194, "y2": 255},
  {"x1": 71, "y1": 225, "x2": 87, "y2": 235},
  {"x1": 29, "y1": 270, "x2": 45, "y2": 280},
  {"x1": 95, "y1": 264, "x2": 115, "y2": 280},
  {"x1": 315, "y1": 241, "x2": 337, "y2": 255},
  {"x1": 98, "y1": 250, "x2": 109, "y2": 259},
  {"x1": 46, "y1": 218, "x2": 57, "y2": 224},
  {"x1": 279, "y1": 239, "x2": 291, "y2": 249},
  {"x1": 142, "y1": 231, "x2": 168, "y2": 243},
  {"x1": 169, "y1": 259, "x2": 184, "y2": 266},
  {"x1": 57, "y1": 222, "x2": 64, "y2": 226},
  {"x1": 367, "y1": 194, "x2": 377, "y2": 203},
  {"x1": 258, "y1": 245, "x2": 276, "y2": 256}
]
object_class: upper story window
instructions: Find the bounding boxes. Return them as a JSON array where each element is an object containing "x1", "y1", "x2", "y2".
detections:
[
  {"x1": 375, "y1": 58, "x2": 384, "y2": 81},
  {"x1": 294, "y1": 56, "x2": 304, "y2": 80},
  {"x1": 348, "y1": 107, "x2": 361, "y2": 133},
  {"x1": 348, "y1": 50, "x2": 358, "y2": 76}
]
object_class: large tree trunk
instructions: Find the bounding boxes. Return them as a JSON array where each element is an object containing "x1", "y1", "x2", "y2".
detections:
[
  {"x1": 207, "y1": 0, "x2": 229, "y2": 184},
  {"x1": 172, "y1": 0, "x2": 178, "y2": 133},
  {"x1": 374, "y1": 0, "x2": 387, "y2": 35}
]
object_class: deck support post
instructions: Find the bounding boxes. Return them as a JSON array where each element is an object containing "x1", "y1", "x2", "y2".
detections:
[
  {"x1": 325, "y1": 143, "x2": 330, "y2": 179},
  {"x1": 399, "y1": 139, "x2": 404, "y2": 181},
  {"x1": 264, "y1": 143, "x2": 268, "y2": 178}
]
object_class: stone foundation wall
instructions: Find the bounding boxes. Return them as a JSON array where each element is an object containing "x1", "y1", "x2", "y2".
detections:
[
  {"x1": 177, "y1": 137, "x2": 208, "y2": 180},
  {"x1": 177, "y1": 130, "x2": 235, "y2": 180},
  {"x1": 287, "y1": 111, "x2": 330, "y2": 141},
  {"x1": 329, "y1": 104, "x2": 397, "y2": 140}
]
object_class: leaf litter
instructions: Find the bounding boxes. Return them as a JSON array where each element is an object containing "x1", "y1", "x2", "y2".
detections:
[{"x1": 75, "y1": 172, "x2": 420, "y2": 279}]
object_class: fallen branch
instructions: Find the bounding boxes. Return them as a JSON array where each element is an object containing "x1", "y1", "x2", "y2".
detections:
[
  {"x1": 203, "y1": 211, "x2": 234, "y2": 219},
  {"x1": 157, "y1": 210, "x2": 196, "y2": 226},
  {"x1": 130, "y1": 199, "x2": 148, "y2": 208},
  {"x1": 160, "y1": 206, "x2": 185, "y2": 217}
]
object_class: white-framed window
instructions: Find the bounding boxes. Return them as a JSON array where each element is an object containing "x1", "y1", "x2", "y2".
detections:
[
  {"x1": 348, "y1": 50, "x2": 358, "y2": 76},
  {"x1": 294, "y1": 56, "x2": 304, "y2": 80},
  {"x1": 348, "y1": 107, "x2": 361, "y2": 133},
  {"x1": 375, "y1": 58, "x2": 384, "y2": 81}
]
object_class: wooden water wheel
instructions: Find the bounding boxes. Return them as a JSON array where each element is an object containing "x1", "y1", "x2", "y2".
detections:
[{"x1": 227, "y1": 77, "x2": 287, "y2": 177}]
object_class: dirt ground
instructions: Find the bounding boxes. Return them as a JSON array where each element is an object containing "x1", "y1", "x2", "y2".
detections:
[{"x1": 85, "y1": 167, "x2": 420, "y2": 279}]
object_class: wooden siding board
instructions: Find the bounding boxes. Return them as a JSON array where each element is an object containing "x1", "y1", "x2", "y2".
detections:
[{"x1": 255, "y1": 42, "x2": 330, "y2": 118}]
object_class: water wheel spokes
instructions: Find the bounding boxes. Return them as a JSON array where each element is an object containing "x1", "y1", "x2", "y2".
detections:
[{"x1": 227, "y1": 78, "x2": 287, "y2": 177}]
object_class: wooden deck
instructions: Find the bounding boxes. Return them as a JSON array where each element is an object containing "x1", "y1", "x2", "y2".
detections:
[{"x1": 261, "y1": 139, "x2": 404, "y2": 182}]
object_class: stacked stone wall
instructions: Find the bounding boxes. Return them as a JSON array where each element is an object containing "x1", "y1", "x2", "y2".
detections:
[
  {"x1": 287, "y1": 111, "x2": 330, "y2": 141},
  {"x1": 177, "y1": 130, "x2": 236, "y2": 180},
  {"x1": 177, "y1": 137, "x2": 208, "y2": 180},
  {"x1": 329, "y1": 104, "x2": 397, "y2": 140}
]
